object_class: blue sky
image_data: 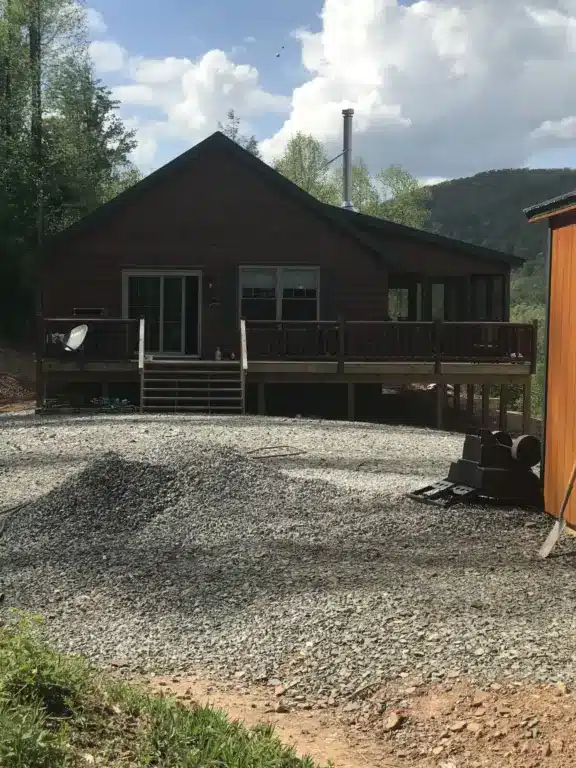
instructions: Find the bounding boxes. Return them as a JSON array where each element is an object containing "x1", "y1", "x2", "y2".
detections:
[
  {"x1": 86, "y1": 0, "x2": 576, "y2": 180},
  {"x1": 88, "y1": 0, "x2": 322, "y2": 157}
]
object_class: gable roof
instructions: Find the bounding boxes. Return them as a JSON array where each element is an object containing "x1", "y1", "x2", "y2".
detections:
[
  {"x1": 323, "y1": 204, "x2": 524, "y2": 268},
  {"x1": 41, "y1": 131, "x2": 384, "y2": 262},
  {"x1": 43, "y1": 130, "x2": 521, "y2": 269},
  {"x1": 524, "y1": 190, "x2": 576, "y2": 222}
]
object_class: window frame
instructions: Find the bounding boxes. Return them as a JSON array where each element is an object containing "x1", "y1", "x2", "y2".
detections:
[{"x1": 238, "y1": 266, "x2": 321, "y2": 321}]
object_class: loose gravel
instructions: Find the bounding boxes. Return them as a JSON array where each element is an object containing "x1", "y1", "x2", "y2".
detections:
[{"x1": 1, "y1": 413, "x2": 575, "y2": 700}]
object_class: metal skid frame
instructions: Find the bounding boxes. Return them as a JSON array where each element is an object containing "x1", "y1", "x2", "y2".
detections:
[{"x1": 408, "y1": 480, "x2": 478, "y2": 508}]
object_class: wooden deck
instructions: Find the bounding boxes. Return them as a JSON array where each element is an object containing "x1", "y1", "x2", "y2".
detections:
[{"x1": 38, "y1": 317, "x2": 537, "y2": 429}]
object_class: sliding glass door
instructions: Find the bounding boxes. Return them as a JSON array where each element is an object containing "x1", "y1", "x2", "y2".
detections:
[{"x1": 124, "y1": 272, "x2": 200, "y2": 355}]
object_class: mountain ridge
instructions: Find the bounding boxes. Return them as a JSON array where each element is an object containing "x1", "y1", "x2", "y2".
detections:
[{"x1": 425, "y1": 167, "x2": 576, "y2": 304}]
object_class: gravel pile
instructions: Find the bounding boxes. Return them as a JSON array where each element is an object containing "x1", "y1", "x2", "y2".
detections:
[
  {"x1": 0, "y1": 374, "x2": 32, "y2": 404},
  {"x1": 1, "y1": 414, "x2": 576, "y2": 700}
]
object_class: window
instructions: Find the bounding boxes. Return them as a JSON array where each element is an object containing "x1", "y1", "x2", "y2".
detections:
[
  {"x1": 388, "y1": 288, "x2": 409, "y2": 320},
  {"x1": 471, "y1": 276, "x2": 505, "y2": 321},
  {"x1": 431, "y1": 283, "x2": 445, "y2": 320},
  {"x1": 240, "y1": 267, "x2": 319, "y2": 321}
]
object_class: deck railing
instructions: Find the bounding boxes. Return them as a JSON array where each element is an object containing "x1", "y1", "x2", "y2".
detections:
[
  {"x1": 42, "y1": 318, "x2": 140, "y2": 360},
  {"x1": 40, "y1": 317, "x2": 538, "y2": 370},
  {"x1": 245, "y1": 319, "x2": 537, "y2": 369}
]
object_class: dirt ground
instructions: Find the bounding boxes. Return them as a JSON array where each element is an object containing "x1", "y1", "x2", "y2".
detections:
[{"x1": 132, "y1": 673, "x2": 576, "y2": 768}]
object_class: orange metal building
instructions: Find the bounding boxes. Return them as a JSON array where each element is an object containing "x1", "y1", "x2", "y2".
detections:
[{"x1": 525, "y1": 192, "x2": 576, "y2": 526}]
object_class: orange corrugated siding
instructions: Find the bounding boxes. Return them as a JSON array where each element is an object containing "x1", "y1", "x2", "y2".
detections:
[{"x1": 545, "y1": 221, "x2": 576, "y2": 524}]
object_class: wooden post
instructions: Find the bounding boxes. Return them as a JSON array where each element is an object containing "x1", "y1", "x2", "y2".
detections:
[
  {"x1": 434, "y1": 319, "x2": 443, "y2": 374},
  {"x1": 466, "y1": 384, "x2": 475, "y2": 424},
  {"x1": 36, "y1": 314, "x2": 45, "y2": 409},
  {"x1": 337, "y1": 316, "x2": 345, "y2": 374},
  {"x1": 347, "y1": 382, "x2": 355, "y2": 421},
  {"x1": 436, "y1": 383, "x2": 444, "y2": 430},
  {"x1": 499, "y1": 382, "x2": 508, "y2": 430},
  {"x1": 530, "y1": 319, "x2": 538, "y2": 374},
  {"x1": 421, "y1": 279, "x2": 432, "y2": 320},
  {"x1": 522, "y1": 376, "x2": 532, "y2": 435},
  {"x1": 481, "y1": 383, "x2": 491, "y2": 428},
  {"x1": 257, "y1": 382, "x2": 266, "y2": 415},
  {"x1": 453, "y1": 384, "x2": 460, "y2": 410}
]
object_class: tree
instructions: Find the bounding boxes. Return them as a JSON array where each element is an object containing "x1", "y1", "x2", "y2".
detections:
[
  {"x1": 218, "y1": 109, "x2": 261, "y2": 158},
  {"x1": 43, "y1": 54, "x2": 139, "y2": 227},
  {"x1": 274, "y1": 132, "x2": 340, "y2": 205},
  {"x1": 0, "y1": 0, "x2": 141, "y2": 338},
  {"x1": 348, "y1": 159, "x2": 380, "y2": 216},
  {"x1": 272, "y1": 132, "x2": 431, "y2": 226},
  {"x1": 375, "y1": 165, "x2": 432, "y2": 229}
]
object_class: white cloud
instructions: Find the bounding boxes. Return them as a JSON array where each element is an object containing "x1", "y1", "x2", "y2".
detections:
[
  {"x1": 89, "y1": 1, "x2": 576, "y2": 176},
  {"x1": 244, "y1": 36, "x2": 257, "y2": 44},
  {"x1": 89, "y1": 41, "x2": 127, "y2": 73},
  {"x1": 530, "y1": 116, "x2": 576, "y2": 141},
  {"x1": 259, "y1": 0, "x2": 576, "y2": 177},
  {"x1": 95, "y1": 45, "x2": 289, "y2": 167},
  {"x1": 86, "y1": 7, "x2": 107, "y2": 36},
  {"x1": 421, "y1": 177, "x2": 449, "y2": 187}
]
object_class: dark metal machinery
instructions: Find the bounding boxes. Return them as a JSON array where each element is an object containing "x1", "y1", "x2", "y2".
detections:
[{"x1": 408, "y1": 429, "x2": 543, "y2": 509}]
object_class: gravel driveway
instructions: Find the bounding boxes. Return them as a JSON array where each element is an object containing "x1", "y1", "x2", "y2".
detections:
[{"x1": 1, "y1": 413, "x2": 575, "y2": 700}]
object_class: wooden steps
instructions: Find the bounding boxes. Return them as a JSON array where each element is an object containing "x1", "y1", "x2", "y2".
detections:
[{"x1": 141, "y1": 359, "x2": 244, "y2": 414}]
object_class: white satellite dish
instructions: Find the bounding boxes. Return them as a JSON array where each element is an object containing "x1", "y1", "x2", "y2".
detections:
[{"x1": 63, "y1": 324, "x2": 88, "y2": 352}]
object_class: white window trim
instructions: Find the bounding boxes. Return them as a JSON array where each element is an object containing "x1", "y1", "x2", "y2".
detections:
[
  {"x1": 238, "y1": 266, "x2": 320, "y2": 321},
  {"x1": 121, "y1": 270, "x2": 202, "y2": 357}
]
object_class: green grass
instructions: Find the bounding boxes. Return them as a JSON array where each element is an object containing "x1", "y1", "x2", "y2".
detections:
[{"x1": 0, "y1": 615, "x2": 325, "y2": 767}]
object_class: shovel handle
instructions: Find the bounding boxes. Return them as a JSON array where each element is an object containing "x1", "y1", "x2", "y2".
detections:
[{"x1": 559, "y1": 461, "x2": 576, "y2": 522}]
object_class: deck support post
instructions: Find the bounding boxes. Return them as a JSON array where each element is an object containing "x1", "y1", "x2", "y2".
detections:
[
  {"x1": 466, "y1": 384, "x2": 475, "y2": 425},
  {"x1": 435, "y1": 383, "x2": 444, "y2": 430},
  {"x1": 347, "y1": 382, "x2": 355, "y2": 421},
  {"x1": 257, "y1": 382, "x2": 266, "y2": 415},
  {"x1": 522, "y1": 376, "x2": 532, "y2": 434},
  {"x1": 481, "y1": 383, "x2": 491, "y2": 428},
  {"x1": 453, "y1": 383, "x2": 461, "y2": 412},
  {"x1": 499, "y1": 382, "x2": 508, "y2": 431}
]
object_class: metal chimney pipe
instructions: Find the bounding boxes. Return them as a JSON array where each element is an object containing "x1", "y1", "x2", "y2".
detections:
[{"x1": 342, "y1": 108, "x2": 354, "y2": 210}]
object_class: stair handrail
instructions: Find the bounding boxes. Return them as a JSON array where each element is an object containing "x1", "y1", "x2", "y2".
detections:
[
  {"x1": 240, "y1": 317, "x2": 248, "y2": 415},
  {"x1": 138, "y1": 316, "x2": 145, "y2": 414}
]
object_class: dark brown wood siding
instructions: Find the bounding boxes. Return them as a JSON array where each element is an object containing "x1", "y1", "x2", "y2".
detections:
[
  {"x1": 544, "y1": 214, "x2": 576, "y2": 526},
  {"x1": 42, "y1": 147, "x2": 390, "y2": 356}
]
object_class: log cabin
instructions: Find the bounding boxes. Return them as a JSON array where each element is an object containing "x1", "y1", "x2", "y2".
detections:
[{"x1": 38, "y1": 123, "x2": 536, "y2": 427}]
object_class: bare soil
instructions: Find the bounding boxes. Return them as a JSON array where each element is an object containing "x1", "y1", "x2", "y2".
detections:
[{"x1": 137, "y1": 674, "x2": 576, "y2": 768}]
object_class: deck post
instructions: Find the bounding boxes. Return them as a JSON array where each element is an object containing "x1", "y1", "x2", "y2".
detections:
[
  {"x1": 257, "y1": 382, "x2": 266, "y2": 415},
  {"x1": 347, "y1": 382, "x2": 355, "y2": 421},
  {"x1": 337, "y1": 316, "x2": 345, "y2": 374},
  {"x1": 530, "y1": 319, "x2": 538, "y2": 374},
  {"x1": 522, "y1": 376, "x2": 532, "y2": 434},
  {"x1": 499, "y1": 382, "x2": 508, "y2": 430},
  {"x1": 466, "y1": 384, "x2": 475, "y2": 425},
  {"x1": 35, "y1": 313, "x2": 45, "y2": 409},
  {"x1": 453, "y1": 383, "x2": 461, "y2": 412},
  {"x1": 481, "y1": 383, "x2": 491, "y2": 428},
  {"x1": 434, "y1": 319, "x2": 443, "y2": 374},
  {"x1": 435, "y1": 383, "x2": 444, "y2": 429}
]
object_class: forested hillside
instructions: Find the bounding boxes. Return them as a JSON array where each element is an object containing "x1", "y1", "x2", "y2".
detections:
[{"x1": 427, "y1": 168, "x2": 576, "y2": 305}]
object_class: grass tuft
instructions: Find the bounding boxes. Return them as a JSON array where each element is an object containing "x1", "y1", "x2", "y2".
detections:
[{"x1": 0, "y1": 614, "x2": 325, "y2": 767}]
